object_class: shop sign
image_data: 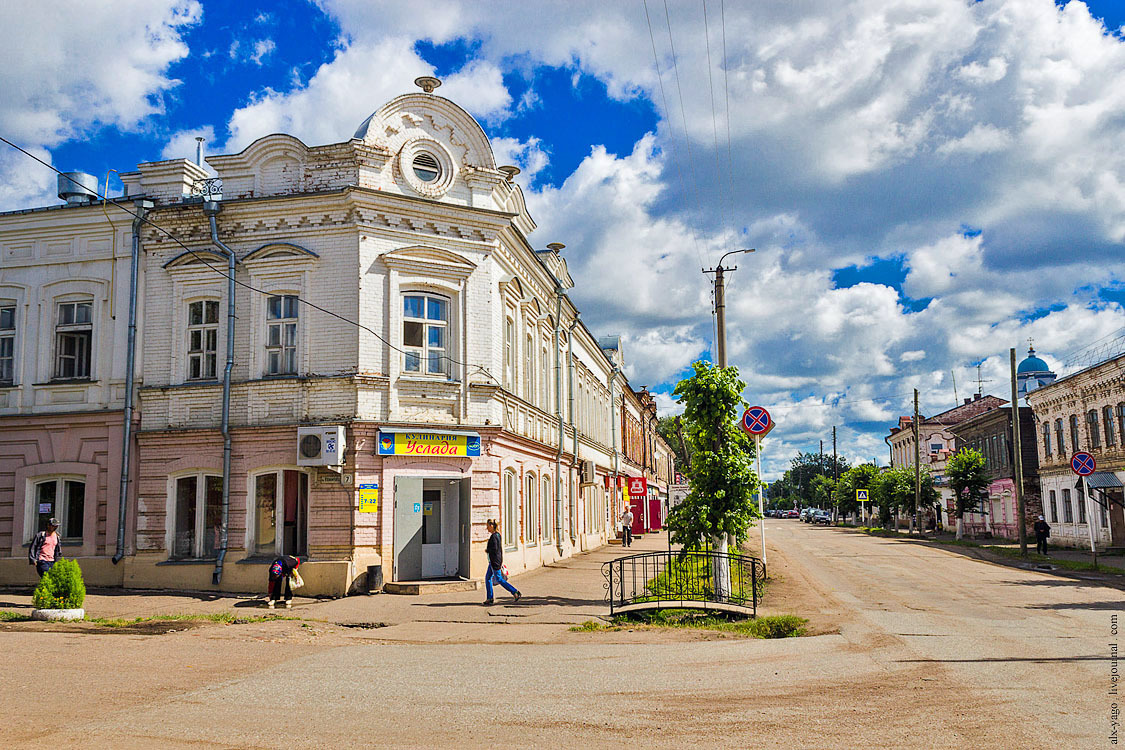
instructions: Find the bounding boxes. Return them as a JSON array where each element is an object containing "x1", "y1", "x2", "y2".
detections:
[
  {"x1": 358, "y1": 483, "x2": 379, "y2": 513},
  {"x1": 377, "y1": 431, "x2": 481, "y2": 457},
  {"x1": 627, "y1": 477, "x2": 648, "y2": 499}
]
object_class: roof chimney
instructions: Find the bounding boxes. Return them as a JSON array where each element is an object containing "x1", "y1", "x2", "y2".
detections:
[
  {"x1": 974, "y1": 393, "x2": 981, "y2": 401},
  {"x1": 57, "y1": 172, "x2": 99, "y2": 205},
  {"x1": 964, "y1": 398, "x2": 971, "y2": 405}
]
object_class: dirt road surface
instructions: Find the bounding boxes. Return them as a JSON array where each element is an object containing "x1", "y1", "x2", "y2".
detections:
[{"x1": 2, "y1": 522, "x2": 1117, "y2": 749}]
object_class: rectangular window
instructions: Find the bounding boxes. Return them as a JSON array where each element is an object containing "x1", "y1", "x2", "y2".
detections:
[
  {"x1": 541, "y1": 346, "x2": 549, "y2": 410},
  {"x1": 54, "y1": 301, "x2": 92, "y2": 379},
  {"x1": 1077, "y1": 487, "x2": 1087, "y2": 525},
  {"x1": 1070, "y1": 415, "x2": 1080, "y2": 454},
  {"x1": 1119, "y1": 404, "x2": 1125, "y2": 450},
  {"x1": 1062, "y1": 489, "x2": 1073, "y2": 523},
  {"x1": 542, "y1": 476, "x2": 552, "y2": 542},
  {"x1": 1104, "y1": 406, "x2": 1116, "y2": 446},
  {"x1": 524, "y1": 334, "x2": 534, "y2": 402},
  {"x1": 187, "y1": 300, "x2": 219, "y2": 380},
  {"x1": 255, "y1": 472, "x2": 278, "y2": 557},
  {"x1": 1049, "y1": 490, "x2": 1057, "y2": 524},
  {"x1": 929, "y1": 443, "x2": 943, "y2": 452},
  {"x1": 266, "y1": 294, "x2": 298, "y2": 375},
  {"x1": 525, "y1": 473, "x2": 538, "y2": 544},
  {"x1": 0, "y1": 305, "x2": 14, "y2": 383},
  {"x1": 172, "y1": 474, "x2": 222, "y2": 559},
  {"x1": 1088, "y1": 410, "x2": 1101, "y2": 449},
  {"x1": 504, "y1": 316, "x2": 514, "y2": 389},
  {"x1": 1042, "y1": 423, "x2": 1051, "y2": 458},
  {"x1": 403, "y1": 294, "x2": 449, "y2": 376},
  {"x1": 33, "y1": 479, "x2": 85, "y2": 541},
  {"x1": 503, "y1": 470, "x2": 517, "y2": 548},
  {"x1": 1056, "y1": 419, "x2": 1066, "y2": 457}
]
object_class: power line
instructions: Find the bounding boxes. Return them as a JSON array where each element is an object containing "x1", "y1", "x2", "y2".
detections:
[
  {"x1": 701, "y1": 0, "x2": 729, "y2": 233},
  {"x1": 0, "y1": 133, "x2": 501, "y2": 384},
  {"x1": 719, "y1": 0, "x2": 737, "y2": 233}
]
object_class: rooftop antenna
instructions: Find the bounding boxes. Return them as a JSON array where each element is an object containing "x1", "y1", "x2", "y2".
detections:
[
  {"x1": 951, "y1": 369, "x2": 958, "y2": 407},
  {"x1": 974, "y1": 363, "x2": 993, "y2": 397}
]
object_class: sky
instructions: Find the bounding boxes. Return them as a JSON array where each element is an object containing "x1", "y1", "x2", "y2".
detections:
[{"x1": 3, "y1": 0, "x2": 1125, "y2": 479}]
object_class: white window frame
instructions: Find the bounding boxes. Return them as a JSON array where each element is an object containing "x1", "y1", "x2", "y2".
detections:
[
  {"x1": 504, "y1": 315, "x2": 515, "y2": 390},
  {"x1": 250, "y1": 468, "x2": 311, "y2": 558},
  {"x1": 503, "y1": 469, "x2": 518, "y2": 549},
  {"x1": 524, "y1": 333, "x2": 534, "y2": 402},
  {"x1": 0, "y1": 304, "x2": 14, "y2": 384},
  {"x1": 28, "y1": 476, "x2": 85, "y2": 543},
  {"x1": 170, "y1": 473, "x2": 224, "y2": 560},
  {"x1": 265, "y1": 294, "x2": 299, "y2": 376},
  {"x1": 525, "y1": 472, "x2": 538, "y2": 545},
  {"x1": 53, "y1": 299, "x2": 93, "y2": 380},
  {"x1": 540, "y1": 344, "x2": 549, "y2": 410},
  {"x1": 187, "y1": 299, "x2": 220, "y2": 381},
  {"x1": 542, "y1": 475, "x2": 553, "y2": 542},
  {"x1": 402, "y1": 292, "x2": 450, "y2": 377}
]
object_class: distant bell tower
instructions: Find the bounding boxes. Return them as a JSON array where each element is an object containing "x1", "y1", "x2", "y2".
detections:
[{"x1": 1016, "y1": 341, "x2": 1057, "y2": 398}]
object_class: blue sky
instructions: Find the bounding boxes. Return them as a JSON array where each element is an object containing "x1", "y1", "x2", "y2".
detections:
[{"x1": 3, "y1": 0, "x2": 1125, "y2": 477}]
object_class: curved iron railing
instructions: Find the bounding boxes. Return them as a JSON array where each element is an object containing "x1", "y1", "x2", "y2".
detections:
[{"x1": 602, "y1": 550, "x2": 765, "y2": 616}]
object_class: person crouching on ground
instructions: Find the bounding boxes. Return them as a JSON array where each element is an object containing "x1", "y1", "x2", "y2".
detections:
[
  {"x1": 267, "y1": 554, "x2": 300, "y2": 609},
  {"x1": 484, "y1": 519, "x2": 521, "y2": 606},
  {"x1": 1033, "y1": 515, "x2": 1051, "y2": 556},
  {"x1": 28, "y1": 517, "x2": 62, "y2": 578}
]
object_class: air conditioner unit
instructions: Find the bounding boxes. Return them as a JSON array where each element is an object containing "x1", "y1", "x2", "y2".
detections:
[
  {"x1": 297, "y1": 425, "x2": 346, "y2": 467},
  {"x1": 580, "y1": 459, "x2": 596, "y2": 485}
]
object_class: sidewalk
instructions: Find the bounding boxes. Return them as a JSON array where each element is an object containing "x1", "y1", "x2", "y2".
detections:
[{"x1": 0, "y1": 532, "x2": 673, "y2": 629}]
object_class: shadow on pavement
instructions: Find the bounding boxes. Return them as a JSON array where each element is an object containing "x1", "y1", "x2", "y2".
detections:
[
  {"x1": 419, "y1": 595, "x2": 605, "y2": 608},
  {"x1": 898, "y1": 655, "x2": 1110, "y2": 663},
  {"x1": 1024, "y1": 600, "x2": 1125, "y2": 611}
]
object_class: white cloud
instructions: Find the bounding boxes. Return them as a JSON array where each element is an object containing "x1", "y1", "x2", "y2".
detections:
[
  {"x1": 250, "y1": 39, "x2": 276, "y2": 66},
  {"x1": 490, "y1": 136, "x2": 549, "y2": 181},
  {"x1": 161, "y1": 125, "x2": 216, "y2": 164}
]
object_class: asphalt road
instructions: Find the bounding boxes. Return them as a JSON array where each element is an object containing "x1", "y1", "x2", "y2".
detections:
[{"x1": 4, "y1": 522, "x2": 1119, "y2": 749}]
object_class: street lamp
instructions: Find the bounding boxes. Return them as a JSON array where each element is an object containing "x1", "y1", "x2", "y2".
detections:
[{"x1": 703, "y1": 249, "x2": 755, "y2": 368}]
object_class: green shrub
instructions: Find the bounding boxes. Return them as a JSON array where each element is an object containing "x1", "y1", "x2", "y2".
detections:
[{"x1": 32, "y1": 559, "x2": 86, "y2": 610}]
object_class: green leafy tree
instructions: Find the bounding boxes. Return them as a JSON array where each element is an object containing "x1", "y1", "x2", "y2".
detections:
[
  {"x1": 810, "y1": 474, "x2": 836, "y2": 511},
  {"x1": 665, "y1": 362, "x2": 759, "y2": 594},
  {"x1": 656, "y1": 415, "x2": 691, "y2": 473},
  {"x1": 947, "y1": 447, "x2": 989, "y2": 539},
  {"x1": 870, "y1": 466, "x2": 939, "y2": 531},
  {"x1": 772, "y1": 451, "x2": 851, "y2": 507},
  {"x1": 836, "y1": 464, "x2": 881, "y2": 522},
  {"x1": 32, "y1": 558, "x2": 86, "y2": 611}
]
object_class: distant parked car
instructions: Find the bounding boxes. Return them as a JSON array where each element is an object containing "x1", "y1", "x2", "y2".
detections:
[
  {"x1": 786, "y1": 509, "x2": 800, "y2": 518},
  {"x1": 813, "y1": 510, "x2": 832, "y2": 525}
]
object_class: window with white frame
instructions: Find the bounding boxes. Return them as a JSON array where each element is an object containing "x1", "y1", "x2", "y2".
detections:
[
  {"x1": 540, "y1": 344, "x2": 550, "y2": 410},
  {"x1": 402, "y1": 293, "x2": 449, "y2": 376},
  {"x1": 525, "y1": 472, "x2": 538, "y2": 544},
  {"x1": 503, "y1": 469, "x2": 518, "y2": 549},
  {"x1": 1049, "y1": 490, "x2": 1057, "y2": 524},
  {"x1": 172, "y1": 474, "x2": 222, "y2": 559},
  {"x1": 524, "y1": 333, "x2": 534, "y2": 401},
  {"x1": 266, "y1": 294, "x2": 298, "y2": 375},
  {"x1": 542, "y1": 475, "x2": 552, "y2": 542},
  {"x1": 1062, "y1": 489, "x2": 1073, "y2": 523},
  {"x1": 31, "y1": 478, "x2": 85, "y2": 541},
  {"x1": 187, "y1": 300, "x2": 219, "y2": 380},
  {"x1": 253, "y1": 469, "x2": 309, "y2": 557},
  {"x1": 503, "y1": 316, "x2": 514, "y2": 389},
  {"x1": 1077, "y1": 487, "x2": 1087, "y2": 525},
  {"x1": 54, "y1": 300, "x2": 92, "y2": 379},
  {"x1": 0, "y1": 305, "x2": 14, "y2": 384}
]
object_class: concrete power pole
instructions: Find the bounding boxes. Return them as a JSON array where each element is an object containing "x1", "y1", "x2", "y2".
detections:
[
  {"x1": 1009, "y1": 348, "x2": 1028, "y2": 555},
  {"x1": 705, "y1": 249, "x2": 754, "y2": 369},
  {"x1": 913, "y1": 389, "x2": 922, "y2": 535}
]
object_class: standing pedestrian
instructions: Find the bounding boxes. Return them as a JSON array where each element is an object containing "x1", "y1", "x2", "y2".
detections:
[
  {"x1": 620, "y1": 507, "x2": 634, "y2": 548},
  {"x1": 28, "y1": 518, "x2": 62, "y2": 578},
  {"x1": 1033, "y1": 515, "x2": 1051, "y2": 556},
  {"x1": 483, "y1": 519, "x2": 520, "y2": 606},
  {"x1": 267, "y1": 554, "x2": 300, "y2": 609}
]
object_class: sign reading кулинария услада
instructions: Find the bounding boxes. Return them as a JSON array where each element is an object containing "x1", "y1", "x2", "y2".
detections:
[{"x1": 377, "y1": 430, "x2": 482, "y2": 457}]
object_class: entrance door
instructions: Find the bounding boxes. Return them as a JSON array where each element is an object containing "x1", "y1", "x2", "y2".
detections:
[
  {"x1": 421, "y1": 488, "x2": 444, "y2": 578},
  {"x1": 394, "y1": 477, "x2": 423, "y2": 581},
  {"x1": 630, "y1": 496, "x2": 645, "y2": 535},
  {"x1": 1108, "y1": 488, "x2": 1125, "y2": 546},
  {"x1": 282, "y1": 470, "x2": 308, "y2": 557},
  {"x1": 458, "y1": 478, "x2": 471, "y2": 577},
  {"x1": 648, "y1": 494, "x2": 662, "y2": 531}
]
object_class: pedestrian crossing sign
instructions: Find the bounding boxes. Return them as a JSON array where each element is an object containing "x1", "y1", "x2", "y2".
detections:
[{"x1": 856, "y1": 489, "x2": 868, "y2": 501}]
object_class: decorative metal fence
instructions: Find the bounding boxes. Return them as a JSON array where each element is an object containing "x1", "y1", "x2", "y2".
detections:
[{"x1": 602, "y1": 550, "x2": 765, "y2": 617}]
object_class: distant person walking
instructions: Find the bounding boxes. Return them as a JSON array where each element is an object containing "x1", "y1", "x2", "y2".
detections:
[
  {"x1": 483, "y1": 519, "x2": 520, "y2": 606},
  {"x1": 1033, "y1": 515, "x2": 1051, "y2": 556},
  {"x1": 267, "y1": 554, "x2": 301, "y2": 609},
  {"x1": 620, "y1": 508, "x2": 634, "y2": 547},
  {"x1": 28, "y1": 518, "x2": 62, "y2": 578}
]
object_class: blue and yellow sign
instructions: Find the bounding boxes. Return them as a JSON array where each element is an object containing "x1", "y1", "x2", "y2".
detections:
[
  {"x1": 856, "y1": 489, "x2": 868, "y2": 501},
  {"x1": 358, "y1": 483, "x2": 379, "y2": 513},
  {"x1": 377, "y1": 431, "x2": 481, "y2": 457}
]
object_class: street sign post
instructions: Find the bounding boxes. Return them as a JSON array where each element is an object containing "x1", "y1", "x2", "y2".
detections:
[
  {"x1": 1070, "y1": 451, "x2": 1098, "y2": 562},
  {"x1": 857, "y1": 489, "x2": 869, "y2": 524},
  {"x1": 741, "y1": 407, "x2": 774, "y2": 569}
]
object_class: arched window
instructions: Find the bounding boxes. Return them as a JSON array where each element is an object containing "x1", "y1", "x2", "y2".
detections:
[
  {"x1": 31, "y1": 477, "x2": 85, "y2": 542},
  {"x1": 1042, "y1": 422, "x2": 1051, "y2": 457},
  {"x1": 1056, "y1": 418, "x2": 1066, "y2": 457},
  {"x1": 1105, "y1": 406, "x2": 1116, "y2": 447},
  {"x1": 542, "y1": 475, "x2": 553, "y2": 542},
  {"x1": 503, "y1": 470, "x2": 517, "y2": 548},
  {"x1": 1069, "y1": 415, "x2": 1080, "y2": 453},
  {"x1": 1088, "y1": 410, "x2": 1101, "y2": 449},
  {"x1": 525, "y1": 472, "x2": 538, "y2": 545}
]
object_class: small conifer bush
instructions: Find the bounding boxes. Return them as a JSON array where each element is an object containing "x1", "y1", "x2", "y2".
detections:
[{"x1": 33, "y1": 559, "x2": 86, "y2": 610}]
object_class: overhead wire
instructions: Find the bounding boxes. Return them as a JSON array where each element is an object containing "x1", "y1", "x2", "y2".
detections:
[
  {"x1": 719, "y1": 0, "x2": 738, "y2": 234},
  {"x1": 701, "y1": 0, "x2": 730, "y2": 234},
  {"x1": 0, "y1": 133, "x2": 501, "y2": 385}
]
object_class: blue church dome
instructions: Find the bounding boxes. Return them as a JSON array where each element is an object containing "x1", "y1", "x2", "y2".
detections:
[{"x1": 1017, "y1": 348, "x2": 1050, "y2": 374}]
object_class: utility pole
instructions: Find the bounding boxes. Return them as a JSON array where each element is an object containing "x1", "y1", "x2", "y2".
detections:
[
  {"x1": 832, "y1": 427, "x2": 838, "y2": 520},
  {"x1": 704, "y1": 249, "x2": 755, "y2": 368},
  {"x1": 913, "y1": 389, "x2": 921, "y2": 535},
  {"x1": 1009, "y1": 348, "x2": 1028, "y2": 555}
]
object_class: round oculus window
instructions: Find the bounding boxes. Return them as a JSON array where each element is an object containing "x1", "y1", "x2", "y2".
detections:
[
  {"x1": 412, "y1": 152, "x2": 441, "y2": 183},
  {"x1": 299, "y1": 434, "x2": 322, "y2": 459}
]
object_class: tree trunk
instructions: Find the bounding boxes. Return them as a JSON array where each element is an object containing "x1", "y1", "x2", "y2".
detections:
[
  {"x1": 711, "y1": 534, "x2": 731, "y2": 600},
  {"x1": 955, "y1": 515, "x2": 964, "y2": 540}
]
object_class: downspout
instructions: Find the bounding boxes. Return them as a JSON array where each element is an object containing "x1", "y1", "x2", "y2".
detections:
[
  {"x1": 113, "y1": 199, "x2": 152, "y2": 564},
  {"x1": 205, "y1": 201, "x2": 236, "y2": 586},
  {"x1": 610, "y1": 367, "x2": 620, "y2": 532},
  {"x1": 567, "y1": 316, "x2": 579, "y2": 545},
  {"x1": 554, "y1": 289, "x2": 564, "y2": 555}
]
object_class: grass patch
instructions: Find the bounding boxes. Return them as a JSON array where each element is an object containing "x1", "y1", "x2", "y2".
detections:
[
  {"x1": 88, "y1": 613, "x2": 299, "y2": 627},
  {"x1": 0, "y1": 610, "x2": 31, "y2": 622},
  {"x1": 571, "y1": 611, "x2": 807, "y2": 638}
]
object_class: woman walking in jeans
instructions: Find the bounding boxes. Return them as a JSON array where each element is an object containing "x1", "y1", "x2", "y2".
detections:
[{"x1": 483, "y1": 519, "x2": 521, "y2": 606}]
